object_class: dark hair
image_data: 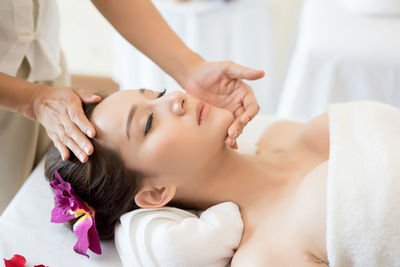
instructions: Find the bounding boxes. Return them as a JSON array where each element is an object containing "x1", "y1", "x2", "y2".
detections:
[{"x1": 44, "y1": 102, "x2": 146, "y2": 240}]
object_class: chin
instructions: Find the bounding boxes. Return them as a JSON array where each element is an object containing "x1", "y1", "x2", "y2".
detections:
[
  {"x1": 213, "y1": 109, "x2": 235, "y2": 143},
  {"x1": 222, "y1": 108, "x2": 235, "y2": 127}
]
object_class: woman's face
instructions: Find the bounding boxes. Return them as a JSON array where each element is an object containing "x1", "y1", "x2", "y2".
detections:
[{"x1": 91, "y1": 89, "x2": 234, "y2": 186}]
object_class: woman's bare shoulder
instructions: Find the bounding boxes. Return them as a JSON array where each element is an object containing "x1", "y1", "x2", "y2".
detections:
[
  {"x1": 297, "y1": 113, "x2": 330, "y2": 158},
  {"x1": 256, "y1": 113, "x2": 329, "y2": 158},
  {"x1": 256, "y1": 120, "x2": 305, "y2": 153}
]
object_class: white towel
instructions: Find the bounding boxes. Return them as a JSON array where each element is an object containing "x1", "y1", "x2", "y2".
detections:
[
  {"x1": 115, "y1": 202, "x2": 243, "y2": 267},
  {"x1": 327, "y1": 101, "x2": 400, "y2": 266}
]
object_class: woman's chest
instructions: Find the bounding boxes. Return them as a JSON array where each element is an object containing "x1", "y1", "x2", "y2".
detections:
[
  {"x1": 233, "y1": 160, "x2": 329, "y2": 266},
  {"x1": 290, "y1": 160, "x2": 329, "y2": 262}
]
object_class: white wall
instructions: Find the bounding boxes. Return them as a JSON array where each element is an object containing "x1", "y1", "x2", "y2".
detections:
[
  {"x1": 268, "y1": 0, "x2": 304, "y2": 98},
  {"x1": 57, "y1": 0, "x2": 116, "y2": 77}
]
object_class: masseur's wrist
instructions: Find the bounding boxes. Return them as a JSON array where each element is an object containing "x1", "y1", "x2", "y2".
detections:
[
  {"x1": 168, "y1": 50, "x2": 205, "y2": 91},
  {"x1": 27, "y1": 83, "x2": 50, "y2": 121}
]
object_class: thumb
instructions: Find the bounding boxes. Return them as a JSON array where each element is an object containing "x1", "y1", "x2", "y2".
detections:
[
  {"x1": 74, "y1": 88, "x2": 102, "y2": 103},
  {"x1": 224, "y1": 61, "x2": 265, "y2": 80}
]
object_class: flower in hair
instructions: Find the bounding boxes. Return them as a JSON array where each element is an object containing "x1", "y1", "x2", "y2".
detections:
[{"x1": 50, "y1": 170, "x2": 102, "y2": 258}]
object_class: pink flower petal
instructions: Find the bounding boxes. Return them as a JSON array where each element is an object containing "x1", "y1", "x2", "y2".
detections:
[
  {"x1": 73, "y1": 214, "x2": 93, "y2": 257},
  {"x1": 50, "y1": 171, "x2": 102, "y2": 257},
  {"x1": 50, "y1": 206, "x2": 75, "y2": 223},
  {"x1": 88, "y1": 217, "x2": 102, "y2": 255},
  {"x1": 3, "y1": 254, "x2": 26, "y2": 267}
]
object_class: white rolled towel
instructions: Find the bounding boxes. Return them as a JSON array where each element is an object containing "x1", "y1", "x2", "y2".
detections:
[{"x1": 115, "y1": 202, "x2": 243, "y2": 267}]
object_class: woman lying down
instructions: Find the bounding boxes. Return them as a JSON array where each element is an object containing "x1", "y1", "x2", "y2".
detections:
[{"x1": 45, "y1": 89, "x2": 400, "y2": 266}]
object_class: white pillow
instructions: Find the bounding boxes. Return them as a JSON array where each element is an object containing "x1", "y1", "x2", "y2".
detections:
[{"x1": 115, "y1": 202, "x2": 243, "y2": 267}]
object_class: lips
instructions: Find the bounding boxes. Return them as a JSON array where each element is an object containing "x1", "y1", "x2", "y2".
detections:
[
  {"x1": 196, "y1": 101, "x2": 210, "y2": 126},
  {"x1": 196, "y1": 101, "x2": 204, "y2": 126}
]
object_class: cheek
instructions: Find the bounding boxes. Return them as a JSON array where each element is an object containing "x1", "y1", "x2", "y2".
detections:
[
  {"x1": 208, "y1": 108, "x2": 234, "y2": 140},
  {"x1": 138, "y1": 109, "x2": 233, "y2": 174},
  {"x1": 140, "y1": 125, "x2": 195, "y2": 170},
  {"x1": 140, "y1": 123, "x2": 211, "y2": 174}
]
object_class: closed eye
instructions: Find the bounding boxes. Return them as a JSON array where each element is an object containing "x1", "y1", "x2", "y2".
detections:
[
  {"x1": 144, "y1": 89, "x2": 167, "y2": 136},
  {"x1": 144, "y1": 113, "x2": 153, "y2": 135},
  {"x1": 157, "y1": 88, "x2": 166, "y2": 98}
]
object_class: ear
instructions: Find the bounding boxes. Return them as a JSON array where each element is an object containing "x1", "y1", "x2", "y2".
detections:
[{"x1": 135, "y1": 185, "x2": 176, "y2": 209}]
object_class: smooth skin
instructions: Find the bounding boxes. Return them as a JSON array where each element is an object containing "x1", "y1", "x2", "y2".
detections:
[{"x1": 0, "y1": 0, "x2": 264, "y2": 163}]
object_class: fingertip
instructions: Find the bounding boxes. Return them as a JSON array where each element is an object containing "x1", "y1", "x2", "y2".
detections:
[
  {"x1": 233, "y1": 130, "x2": 238, "y2": 139},
  {"x1": 62, "y1": 152, "x2": 69, "y2": 161},
  {"x1": 241, "y1": 115, "x2": 249, "y2": 123},
  {"x1": 233, "y1": 141, "x2": 238, "y2": 149},
  {"x1": 225, "y1": 136, "x2": 232, "y2": 146},
  {"x1": 92, "y1": 95, "x2": 102, "y2": 101},
  {"x1": 87, "y1": 145, "x2": 94, "y2": 155},
  {"x1": 78, "y1": 152, "x2": 88, "y2": 163},
  {"x1": 82, "y1": 95, "x2": 102, "y2": 104},
  {"x1": 83, "y1": 143, "x2": 94, "y2": 155},
  {"x1": 86, "y1": 128, "x2": 95, "y2": 138},
  {"x1": 246, "y1": 69, "x2": 265, "y2": 80},
  {"x1": 90, "y1": 97, "x2": 102, "y2": 104}
]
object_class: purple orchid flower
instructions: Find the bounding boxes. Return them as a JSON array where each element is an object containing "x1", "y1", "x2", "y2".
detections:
[{"x1": 50, "y1": 170, "x2": 102, "y2": 258}]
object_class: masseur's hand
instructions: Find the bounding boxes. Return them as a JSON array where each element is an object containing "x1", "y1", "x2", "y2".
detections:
[
  {"x1": 32, "y1": 86, "x2": 101, "y2": 163},
  {"x1": 184, "y1": 61, "x2": 265, "y2": 148}
]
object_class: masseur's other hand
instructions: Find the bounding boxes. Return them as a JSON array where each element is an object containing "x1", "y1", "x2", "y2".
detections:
[
  {"x1": 184, "y1": 61, "x2": 265, "y2": 148},
  {"x1": 32, "y1": 86, "x2": 102, "y2": 163}
]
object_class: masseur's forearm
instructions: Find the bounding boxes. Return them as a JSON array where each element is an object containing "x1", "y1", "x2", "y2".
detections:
[
  {"x1": 91, "y1": 0, "x2": 204, "y2": 87},
  {"x1": 0, "y1": 72, "x2": 44, "y2": 119}
]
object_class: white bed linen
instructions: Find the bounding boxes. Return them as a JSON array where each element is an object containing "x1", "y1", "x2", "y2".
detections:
[
  {"x1": 0, "y1": 114, "x2": 278, "y2": 266},
  {"x1": 277, "y1": 0, "x2": 400, "y2": 120}
]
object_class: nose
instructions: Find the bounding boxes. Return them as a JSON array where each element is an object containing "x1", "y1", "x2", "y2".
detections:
[{"x1": 158, "y1": 90, "x2": 187, "y2": 116}]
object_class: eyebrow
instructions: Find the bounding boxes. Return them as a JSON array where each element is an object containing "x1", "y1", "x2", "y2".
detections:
[
  {"x1": 125, "y1": 89, "x2": 147, "y2": 139},
  {"x1": 125, "y1": 105, "x2": 137, "y2": 139}
]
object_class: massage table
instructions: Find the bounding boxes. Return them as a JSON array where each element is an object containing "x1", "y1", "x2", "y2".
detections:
[
  {"x1": 277, "y1": 0, "x2": 400, "y2": 120},
  {"x1": 4, "y1": 101, "x2": 399, "y2": 266}
]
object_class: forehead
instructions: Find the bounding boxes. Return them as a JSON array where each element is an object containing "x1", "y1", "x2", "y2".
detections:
[
  {"x1": 93, "y1": 89, "x2": 159, "y2": 115},
  {"x1": 90, "y1": 89, "x2": 156, "y2": 144},
  {"x1": 100, "y1": 89, "x2": 156, "y2": 106}
]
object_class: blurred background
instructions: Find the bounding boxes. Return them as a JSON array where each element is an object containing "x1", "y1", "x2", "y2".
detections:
[{"x1": 57, "y1": 0, "x2": 400, "y2": 120}]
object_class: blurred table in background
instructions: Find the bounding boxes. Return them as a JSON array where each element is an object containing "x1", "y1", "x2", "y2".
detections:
[
  {"x1": 277, "y1": 0, "x2": 400, "y2": 120},
  {"x1": 71, "y1": 75, "x2": 119, "y2": 97},
  {"x1": 339, "y1": 0, "x2": 400, "y2": 15},
  {"x1": 112, "y1": 0, "x2": 278, "y2": 113}
]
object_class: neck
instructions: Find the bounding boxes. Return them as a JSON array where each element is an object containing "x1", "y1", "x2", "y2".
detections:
[{"x1": 175, "y1": 147, "x2": 292, "y2": 213}]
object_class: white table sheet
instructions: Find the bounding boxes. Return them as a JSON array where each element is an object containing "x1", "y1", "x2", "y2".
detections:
[
  {"x1": 0, "y1": 114, "x2": 278, "y2": 266},
  {"x1": 277, "y1": 0, "x2": 400, "y2": 120}
]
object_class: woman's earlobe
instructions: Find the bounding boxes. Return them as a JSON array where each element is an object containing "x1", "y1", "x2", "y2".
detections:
[{"x1": 134, "y1": 186, "x2": 176, "y2": 208}]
